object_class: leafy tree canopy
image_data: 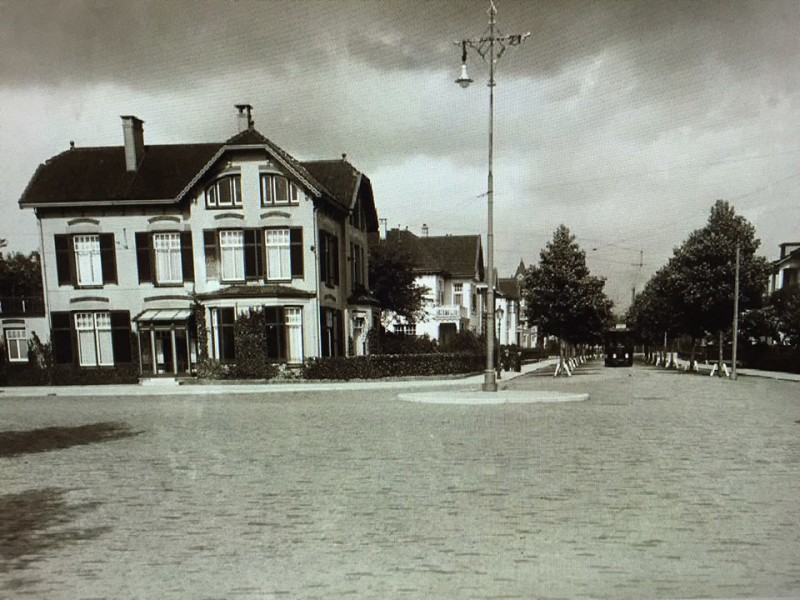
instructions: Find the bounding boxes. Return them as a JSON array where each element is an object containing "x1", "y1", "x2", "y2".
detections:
[
  {"x1": 368, "y1": 237, "x2": 427, "y2": 323},
  {"x1": 666, "y1": 200, "x2": 770, "y2": 338},
  {"x1": 0, "y1": 250, "x2": 43, "y2": 300},
  {"x1": 522, "y1": 225, "x2": 614, "y2": 345}
]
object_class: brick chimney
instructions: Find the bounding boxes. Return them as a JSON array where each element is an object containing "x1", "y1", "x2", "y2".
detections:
[
  {"x1": 235, "y1": 104, "x2": 253, "y2": 132},
  {"x1": 121, "y1": 116, "x2": 145, "y2": 171}
]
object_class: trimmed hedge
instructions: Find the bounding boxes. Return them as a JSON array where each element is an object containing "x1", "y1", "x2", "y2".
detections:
[
  {"x1": 304, "y1": 353, "x2": 485, "y2": 380},
  {"x1": 3, "y1": 363, "x2": 139, "y2": 386}
]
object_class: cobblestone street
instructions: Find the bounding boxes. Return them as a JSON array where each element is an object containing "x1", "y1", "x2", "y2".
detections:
[{"x1": 1, "y1": 363, "x2": 799, "y2": 599}]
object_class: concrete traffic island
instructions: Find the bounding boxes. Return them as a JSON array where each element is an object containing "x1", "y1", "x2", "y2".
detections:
[{"x1": 398, "y1": 389, "x2": 589, "y2": 404}]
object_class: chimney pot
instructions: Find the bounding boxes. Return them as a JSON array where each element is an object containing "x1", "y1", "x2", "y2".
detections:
[{"x1": 120, "y1": 115, "x2": 145, "y2": 171}]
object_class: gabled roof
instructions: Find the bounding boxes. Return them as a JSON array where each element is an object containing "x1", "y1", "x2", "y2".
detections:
[
  {"x1": 774, "y1": 245, "x2": 800, "y2": 269},
  {"x1": 302, "y1": 160, "x2": 380, "y2": 231},
  {"x1": 19, "y1": 144, "x2": 221, "y2": 205},
  {"x1": 18, "y1": 126, "x2": 372, "y2": 217},
  {"x1": 497, "y1": 278, "x2": 521, "y2": 300},
  {"x1": 383, "y1": 229, "x2": 484, "y2": 280}
]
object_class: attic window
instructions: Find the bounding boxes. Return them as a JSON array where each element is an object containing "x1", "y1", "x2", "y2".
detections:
[
  {"x1": 261, "y1": 174, "x2": 298, "y2": 206},
  {"x1": 206, "y1": 175, "x2": 242, "y2": 208}
]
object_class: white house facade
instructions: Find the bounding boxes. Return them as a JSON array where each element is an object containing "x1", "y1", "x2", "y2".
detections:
[
  {"x1": 379, "y1": 229, "x2": 485, "y2": 344},
  {"x1": 17, "y1": 106, "x2": 380, "y2": 377}
]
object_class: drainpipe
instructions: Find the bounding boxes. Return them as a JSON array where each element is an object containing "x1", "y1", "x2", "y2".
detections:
[
  {"x1": 36, "y1": 213, "x2": 51, "y2": 337},
  {"x1": 313, "y1": 205, "x2": 322, "y2": 358}
]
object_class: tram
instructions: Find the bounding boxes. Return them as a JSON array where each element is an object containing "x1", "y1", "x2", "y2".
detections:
[{"x1": 604, "y1": 326, "x2": 635, "y2": 367}]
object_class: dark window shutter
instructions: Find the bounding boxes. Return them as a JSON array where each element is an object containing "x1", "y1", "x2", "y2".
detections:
[
  {"x1": 110, "y1": 311, "x2": 132, "y2": 363},
  {"x1": 318, "y1": 230, "x2": 327, "y2": 283},
  {"x1": 51, "y1": 311, "x2": 74, "y2": 364},
  {"x1": 99, "y1": 233, "x2": 117, "y2": 284},
  {"x1": 244, "y1": 229, "x2": 260, "y2": 280},
  {"x1": 54, "y1": 235, "x2": 74, "y2": 286},
  {"x1": 334, "y1": 309, "x2": 344, "y2": 357},
  {"x1": 332, "y1": 234, "x2": 340, "y2": 285},
  {"x1": 204, "y1": 230, "x2": 219, "y2": 280},
  {"x1": 219, "y1": 307, "x2": 236, "y2": 362},
  {"x1": 135, "y1": 232, "x2": 152, "y2": 283},
  {"x1": 290, "y1": 228, "x2": 303, "y2": 278},
  {"x1": 264, "y1": 306, "x2": 285, "y2": 361},
  {"x1": 180, "y1": 232, "x2": 194, "y2": 282}
]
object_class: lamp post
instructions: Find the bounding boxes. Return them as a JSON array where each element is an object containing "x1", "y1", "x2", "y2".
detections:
[{"x1": 456, "y1": 0, "x2": 529, "y2": 392}]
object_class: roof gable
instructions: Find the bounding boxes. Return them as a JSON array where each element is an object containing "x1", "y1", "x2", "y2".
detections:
[{"x1": 383, "y1": 230, "x2": 484, "y2": 280}]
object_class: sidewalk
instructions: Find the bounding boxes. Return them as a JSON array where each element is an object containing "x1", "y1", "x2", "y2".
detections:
[
  {"x1": 0, "y1": 359, "x2": 560, "y2": 398},
  {"x1": 653, "y1": 358, "x2": 800, "y2": 382}
]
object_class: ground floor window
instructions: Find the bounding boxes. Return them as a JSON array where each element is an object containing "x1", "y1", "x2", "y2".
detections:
[
  {"x1": 75, "y1": 312, "x2": 113, "y2": 367},
  {"x1": 5, "y1": 328, "x2": 28, "y2": 362},
  {"x1": 50, "y1": 311, "x2": 132, "y2": 367}
]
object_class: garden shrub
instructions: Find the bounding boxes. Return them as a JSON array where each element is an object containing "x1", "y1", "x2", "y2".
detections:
[
  {"x1": 231, "y1": 308, "x2": 279, "y2": 380},
  {"x1": 303, "y1": 353, "x2": 485, "y2": 380}
]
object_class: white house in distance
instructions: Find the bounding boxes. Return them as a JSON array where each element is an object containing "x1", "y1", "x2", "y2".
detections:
[
  {"x1": 16, "y1": 105, "x2": 380, "y2": 377},
  {"x1": 769, "y1": 242, "x2": 800, "y2": 293},
  {"x1": 380, "y1": 227, "x2": 485, "y2": 344}
]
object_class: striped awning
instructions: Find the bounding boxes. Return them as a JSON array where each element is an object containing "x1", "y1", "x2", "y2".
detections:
[{"x1": 132, "y1": 308, "x2": 192, "y2": 323}]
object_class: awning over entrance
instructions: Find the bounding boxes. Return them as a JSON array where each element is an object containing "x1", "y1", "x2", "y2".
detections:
[{"x1": 132, "y1": 308, "x2": 192, "y2": 323}]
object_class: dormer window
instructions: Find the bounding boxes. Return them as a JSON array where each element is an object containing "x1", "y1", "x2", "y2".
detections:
[
  {"x1": 206, "y1": 174, "x2": 242, "y2": 208},
  {"x1": 261, "y1": 174, "x2": 299, "y2": 206}
]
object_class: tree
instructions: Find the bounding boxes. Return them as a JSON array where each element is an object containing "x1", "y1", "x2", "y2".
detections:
[
  {"x1": 368, "y1": 237, "x2": 427, "y2": 325},
  {"x1": 0, "y1": 250, "x2": 43, "y2": 306},
  {"x1": 627, "y1": 265, "x2": 685, "y2": 362},
  {"x1": 522, "y1": 225, "x2": 614, "y2": 374},
  {"x1": 668, "y1": 200, "x2": 770, "y2": 372},
  {"x1": 770, "y1": 284, "x2": 800, "y2": 347}
]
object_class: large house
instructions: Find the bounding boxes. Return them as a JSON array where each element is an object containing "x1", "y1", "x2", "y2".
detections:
[
  {"x1": 379, "y1": 227, "x2": 485, "y2": 344},
  {"x1": 16, "y1": 105, "x2": 380, "y2": 376}
]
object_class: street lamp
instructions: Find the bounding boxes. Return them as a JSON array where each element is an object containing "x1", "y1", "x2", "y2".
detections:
[{"x1": 456, "y1": 0, "x2": 529, "y2": 392}]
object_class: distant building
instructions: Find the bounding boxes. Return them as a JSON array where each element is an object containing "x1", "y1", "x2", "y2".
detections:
[
  {"x1": 379, "y1": 228, "x2": 485, "y2": 344},
  {"x1": 770, "y1": 242, "x2": 800, "y2": 293}
]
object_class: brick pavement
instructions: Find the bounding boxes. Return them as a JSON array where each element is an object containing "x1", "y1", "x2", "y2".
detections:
[{"x1": 1, "y1": 362, "x2": 799, "y2": 599}]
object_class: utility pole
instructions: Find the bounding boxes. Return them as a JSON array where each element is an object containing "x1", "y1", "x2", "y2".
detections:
[
  {"x1": 455, "y1": 1, "x2": 529, "y2": 392},
  {"x1": 732, "y1": 242, "x2": 740, "y2": 380}
]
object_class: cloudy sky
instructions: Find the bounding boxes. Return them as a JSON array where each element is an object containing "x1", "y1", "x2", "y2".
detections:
[{"x1": 1, "y1": 0, "x2": 798, "y2": 309}]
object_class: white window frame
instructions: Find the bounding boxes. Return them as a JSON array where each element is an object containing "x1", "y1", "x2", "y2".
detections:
[
  {"x1": 75, "y1": 312, "x2": 113, "y2": 367},
  {"x1": 153, "y1": 232, "x2": 183, "y2": 284},
  {"x1": 285, "y1": 307, "x2": 303, "y2": 363},
  {"x1": 219, "y1": 230, "x2": 245, "y2": 282},
  {"x1": 453, "y1": 283, "x2": 463, "y2": 307},
  {"x1": 396, "y1": 323, "x2": 417, "y2": 336},
  {"x1": 5, "y1": 328, "x2": 28, "y2": 362},
  {"x1": 265, "y1": 229, "x2": 291, "y2": 281},
  {"x1": 261, "y1": 174, "x2": 299, "y2": 206},
  {"x1": 205, "y1": 175, "x2": 242, "y2": 208},
  {"x1": 74, "y1": 234, "x2": 102, "y2": 286}
]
